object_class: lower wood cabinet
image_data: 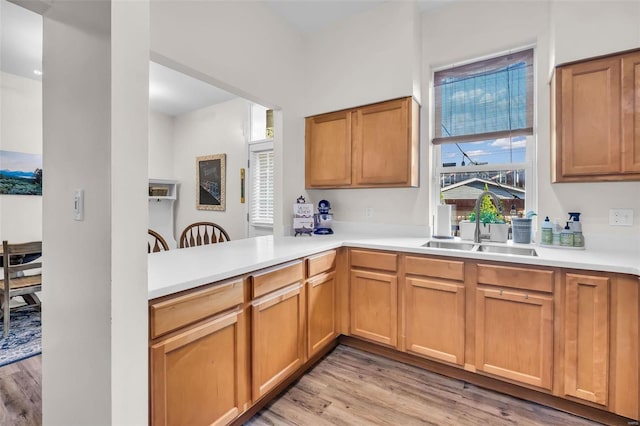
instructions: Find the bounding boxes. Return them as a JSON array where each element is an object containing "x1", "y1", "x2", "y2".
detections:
[
  {"x1": 307, "y1": 271, "x2": 337, "y2": 358},
  {"x1": 148, "y1": 249, "x2": 638, "y2": 424},
  {"x1": 563, "y1": 273, "x2": 610, "y2": 406},
  {"x1": 251, "y1": 284, "x2": 305, "y2": 400},
  {"x1": 475, "y1": 287, "x2": 554, "y2": 390},
  {"x1": 405, "y1": 277, "x2": 465, "y2": 365},
  {"x1": 150, "y1": 309, "x2": 245, "y2": 426},
  {"x1": 350, "y1": 269, "x2": 397, "y2": 347}
]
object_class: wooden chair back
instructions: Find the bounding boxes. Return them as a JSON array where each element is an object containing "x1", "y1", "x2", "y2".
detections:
[
  {"x1": 148, "y1": 229, "x2": 170, "y2": 253},
  {"x1": 1, "y1": 240, "x2": 42, "y2": 337},
  {"x1": 179, "y1": 222, "x2": 230, "y2": 248}
]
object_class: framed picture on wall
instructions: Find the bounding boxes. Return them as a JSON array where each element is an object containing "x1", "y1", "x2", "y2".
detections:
[
  {"x1": 0, "y1": 150, "x2": 43, "y2": 196},
  {"x1": 196, "y1": 153, "x2": 226, "y2": 211}
]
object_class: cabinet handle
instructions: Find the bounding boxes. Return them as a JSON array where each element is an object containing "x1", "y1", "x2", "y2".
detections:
[
  {"x1": 499, "y1": 290, "x2": 503, "y2": 296},
  {"x1": 525, "y1": 294, "x2": 529, "y2": 299}
]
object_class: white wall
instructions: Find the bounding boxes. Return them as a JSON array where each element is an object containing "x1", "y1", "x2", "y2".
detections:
[
  {"x1": 303, "y1": 1, "x2": 427, "y2": 228},
  {"x1": 422, "y1": 0, "x2": 640, "y2": 247},
  {"x1": 172, "y1": 97, "x2": 249, "y2": 240},
  {"x1": 422, "y1": 0, "x2": 551, "y2": 235},
  {"x1": 42, "y1": 0, "x2": 149, "y2": 424},
  {"x1": 547, "y1": 0, "x2": 640, "y2": 245},
  {"x1": 148, "y1": 110, "x2": 174, "y2": 178},
  {"x1": 0, "y1": 71, "x2": 42, "y2": 242},
  {"x1": 304, "y1": 1, "x2": 420, "y2": 115},
  {"x1": 151, "y1": 0, "x2": 305, "y2": 235}
]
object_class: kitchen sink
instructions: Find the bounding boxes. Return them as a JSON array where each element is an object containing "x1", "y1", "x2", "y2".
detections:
[
  {"x1": 475, "y1": 244, "x2": 538, "y2": 256},
  {"x1": 422, "y1": 241, "x2": 538, "y2": 256},
  {"x1": 422, "y1": 241, "x2": 476, "y2": 251}
]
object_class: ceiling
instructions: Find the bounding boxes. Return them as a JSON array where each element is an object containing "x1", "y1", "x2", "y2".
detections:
[
  {"x1": 1, "y1": 0, "x2": 453, "y2": 116},
  {"x1": 263, "y1": 0, "x2": 454, "y2": 33}
]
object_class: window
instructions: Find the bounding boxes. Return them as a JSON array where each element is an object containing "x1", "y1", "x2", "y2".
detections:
[
  {"x1": 250, "y1": 104, "x2": 274, "y2": 141},
  {"x1": 248, "y1": 103, "x2": 275, "y2": 229},
  {"x1": 432, "y1": 48, "x2": 535, "y2": 228},
  {"x1": 249, "y1": 143, "x2": 274, "y2": 226}
]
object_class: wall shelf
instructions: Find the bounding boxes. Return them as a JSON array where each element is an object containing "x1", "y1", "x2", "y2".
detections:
[{"x1": 149, "y1": 178, "x2": 178, "y2": 249}]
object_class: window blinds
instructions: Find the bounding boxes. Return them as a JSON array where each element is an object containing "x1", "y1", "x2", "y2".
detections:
[
  {"x1": 250, "y1": 149, "x2": 274, "y2": 226},
  {"x1": 433, "y1": 48, "x2": 534, "y2": 145}
]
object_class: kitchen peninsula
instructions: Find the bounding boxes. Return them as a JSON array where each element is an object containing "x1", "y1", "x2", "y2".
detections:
[{"x1": 148, "y1": 233, "x2": 639, "y2": 426}]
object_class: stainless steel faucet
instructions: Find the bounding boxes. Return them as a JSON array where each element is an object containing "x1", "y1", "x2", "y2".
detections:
[{"x1": 474, "y1": 190, "x2": 504, "y2": 243}]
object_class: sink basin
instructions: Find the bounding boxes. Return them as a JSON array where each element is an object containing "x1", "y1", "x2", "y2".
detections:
[
  {"x1": 422, "y1": 241, "x2": 476, "y2": 251},
  {"x1": 475, "y1": 244, "x2": 538, "y2": 256}
]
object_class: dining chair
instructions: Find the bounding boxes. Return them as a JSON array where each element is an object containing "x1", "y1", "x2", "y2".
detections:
[
  {"x1": 148, "y1": 229, "x2": 170, "y2": 253},
  {"x1": 1, "y1": 240, "x2": 42, "y2": 338},
  {"x1": 179, "y1": 222, "x2": 230, "y2": 248}
]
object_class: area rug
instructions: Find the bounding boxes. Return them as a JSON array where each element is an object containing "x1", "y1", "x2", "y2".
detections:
[{"x1": 0, "y1": 308, "x2": 41, "y2": 367}]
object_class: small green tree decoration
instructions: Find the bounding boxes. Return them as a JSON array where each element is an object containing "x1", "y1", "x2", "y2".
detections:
[{"x1": 468, "y1": 183, "x2": 505, "y2": 224}]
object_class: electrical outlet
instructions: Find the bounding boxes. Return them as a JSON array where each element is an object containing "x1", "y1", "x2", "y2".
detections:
[
  {"x1": 609, "y1": 208, "x2": 634, "y2": 226},
  {"x1": 365, "y1": 207, "x2": 374, "y2": 219}
]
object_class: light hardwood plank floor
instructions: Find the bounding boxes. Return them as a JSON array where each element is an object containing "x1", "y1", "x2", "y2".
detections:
[
  {"x1": 246, "y1": 345, "x2": 603, "y2": 426},
  {"x1": 0, "y1": 348, "x2": 609, "y2": 426},
  {"x1": 0, "y1": 355, "x2": 42, "y2": 426}
]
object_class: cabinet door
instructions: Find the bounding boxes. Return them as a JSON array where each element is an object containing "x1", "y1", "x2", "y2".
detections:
[
  {"x1": 564, "y1": 274, "x2": 609, "y2": 405},
  {"x1": 476, "y1": 288, "x2": 553, "y2": 390},
  {"x1": 557, "y1": 57, "x2": 621, "y2": 178},
  {"x1": 352, "y1": 97, "x2": 418, "y2": 187},
  {"x1": 405, "y1": 277, "x2": 465, "y2": 365},
  {"x1": 350, "y1": 269, "x2": 397, "y2": 347},
  {"x1": 252, "y1": 284, "x2": 305, "y2": 400},
  {"x1": 305, "y1": 111, "x2": 352, "y2": 187},
  {"x1": 307, "y1": 271, "x2": 337, "y2": 358},
  {"x1": 150, "y1": 310, "x2": 244, "y2": 426},
  {"x1": 622, "y1": 51, "x2": 640, "y2": 173}
]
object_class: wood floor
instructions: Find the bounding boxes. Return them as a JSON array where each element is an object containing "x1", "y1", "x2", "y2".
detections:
[
  {"x1": 246, "y1": 345, "x2": 603, "y2": 426},
  {"x1": 0, "y1": 355, "x2": 41, "y2": 426},
  {"x1": 0, "y1": 347, "x2": 607, "y2": 426}
]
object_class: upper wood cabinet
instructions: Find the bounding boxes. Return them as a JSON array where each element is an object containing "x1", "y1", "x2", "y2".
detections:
[
  {"x1": 622, "y1": 51, "x2": 640, "y2": 174},
  {"x1": 305, "y1": 97, "x2": 419, "y2": 188},
  {"x1": 553, "y1": 49, "x2": 640, "y2": 182},
  {"x1": 305, "y1": 111, "x2": 352, "y2": 187}
]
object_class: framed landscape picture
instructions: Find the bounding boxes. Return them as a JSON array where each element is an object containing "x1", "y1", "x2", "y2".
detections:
[
  {"x1": 196, "y1": 153, "x2": 226, "y2": 211},
  {"x1": 0, "y1": 150, "x2": 43, "y2": 196}
]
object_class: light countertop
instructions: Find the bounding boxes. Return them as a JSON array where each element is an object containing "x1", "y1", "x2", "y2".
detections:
[{"x1": 148, "y1": 234, "x2": 640, "y2": 300}]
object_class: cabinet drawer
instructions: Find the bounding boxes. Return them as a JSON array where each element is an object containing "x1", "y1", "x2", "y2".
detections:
[
  {"x1": 251, "y1": 260, "x2": 304, "y2": 299},
  {"x1": 306, "y1": 250, "x2": 337, "y2": 278},
  {"x1": 477, "y1": 264, "x2": 554, "y2": 293},
  {"x1": 350, "y1": 249, "x2": 397, "y2": 272},
  {"x1": 405, "y1": 255, "x2": 464, "y2": 282},
  {"x1": 150, "y1": 278, "x2": 244, "y2": 339}
]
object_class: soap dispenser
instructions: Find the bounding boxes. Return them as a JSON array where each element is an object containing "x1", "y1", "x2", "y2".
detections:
[
  {"x1": 541, "y1": 216, "x2": 553, "y2": 245},
  {"x1": 568, "y1": 212, "x2": 584, "y2": 248},
  {"x1": 560, "y1": 222, "x2": 574, "y2": 247}
]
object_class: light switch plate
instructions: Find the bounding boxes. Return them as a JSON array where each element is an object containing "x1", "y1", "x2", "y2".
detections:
[
  {"x1": 73, "y1": 189, "x2": 84, "y2": 221},
  {"x1": 609, "y1": 208, "x2": 633, "y2": 226}
]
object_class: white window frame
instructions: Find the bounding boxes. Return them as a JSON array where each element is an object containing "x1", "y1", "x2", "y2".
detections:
[
  {"x1": 248, "y1": 140, "x2": 274, "y2": 230},
  {"x1": 430, "y1": 46, "x2": 538, "y2": 222}
]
